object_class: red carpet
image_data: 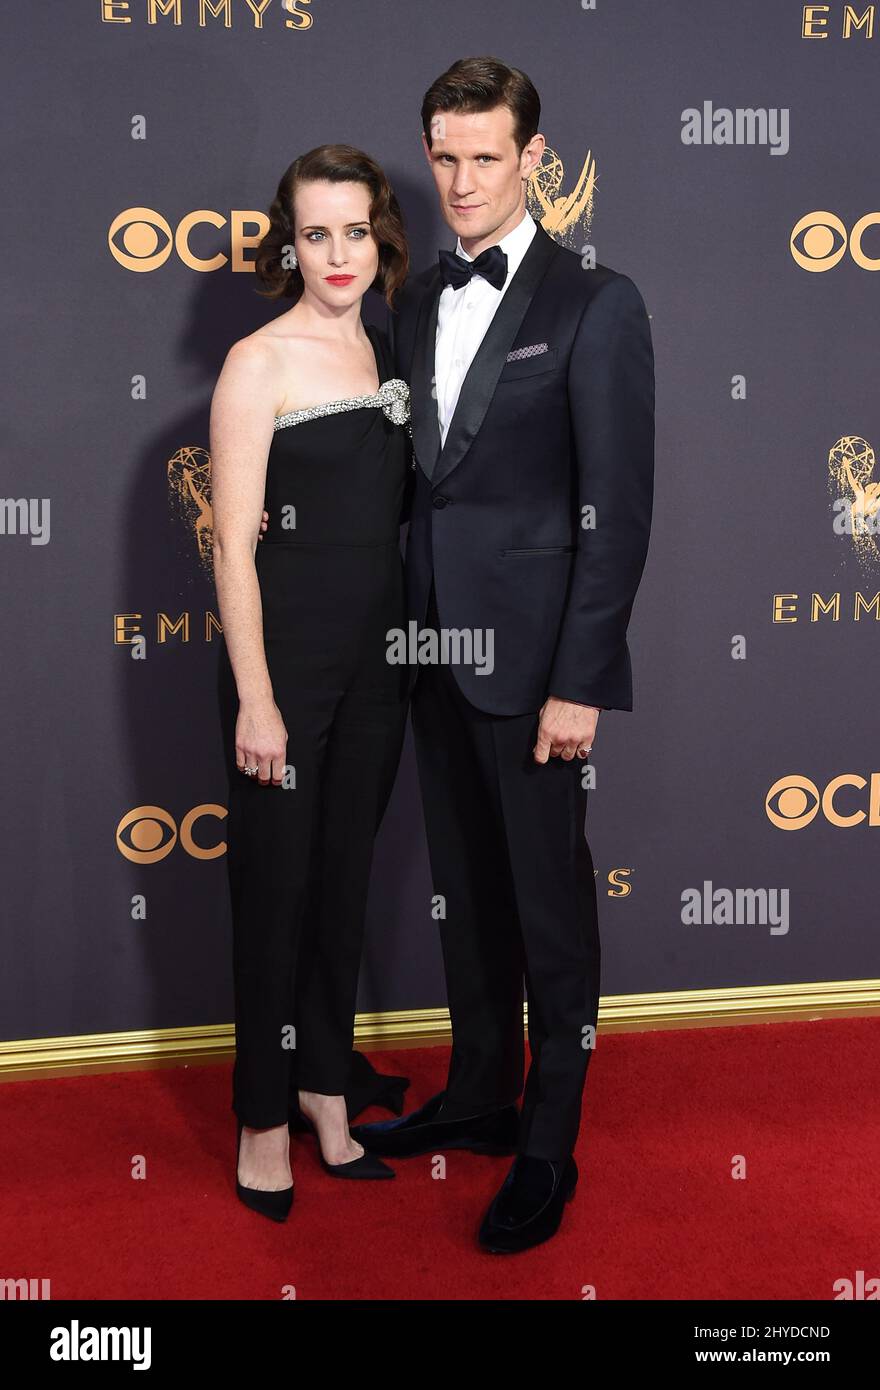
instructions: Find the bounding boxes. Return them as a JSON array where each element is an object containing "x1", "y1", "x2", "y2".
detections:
[{"x1": 1, "y1": 1018, "x2": 877, "y2": 1300}]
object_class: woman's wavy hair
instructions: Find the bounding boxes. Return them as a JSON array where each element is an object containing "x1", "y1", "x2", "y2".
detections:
[{"x1": 254, "y1": 145, "x2": 408, "y2": 308}]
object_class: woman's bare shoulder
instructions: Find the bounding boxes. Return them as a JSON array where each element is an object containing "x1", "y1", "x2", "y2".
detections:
[
  {"x1": 210, "y1": 332, "x2": 286, "y2": 428},
  {"x1": 224, "y1": 322, "x2": 290, "y2": 366},
  {"x1": 245, "y1": 313, "x2": 316, "y2": 351},
  {"x1": 226, "y1": 321, "x2": 312, "y2": 380},
  {"x1": 216, "y1": 324, "x2": 300, "y2": 400}
]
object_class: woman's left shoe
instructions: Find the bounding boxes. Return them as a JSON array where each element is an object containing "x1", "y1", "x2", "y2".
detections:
[{"x1": 289, "y1": 1103, "x2": 395, "y2": 1179}]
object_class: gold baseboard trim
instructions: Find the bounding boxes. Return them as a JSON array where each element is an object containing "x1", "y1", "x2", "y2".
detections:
[{"x1": 1, "y1": 980, "x2": 878, "y2": 1082}]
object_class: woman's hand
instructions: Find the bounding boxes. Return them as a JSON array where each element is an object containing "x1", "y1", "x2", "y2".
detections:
[
  {"x1": 258, "y1": 509, "x2": 269, "y2": 540},
  {"x1": 235, "y1": 698, "x2": 288, "y2": 785}
]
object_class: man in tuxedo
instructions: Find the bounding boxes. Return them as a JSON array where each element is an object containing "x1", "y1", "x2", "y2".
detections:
[{"x1": 352, "y1": 56, "x2": 655, "y2": 1254}]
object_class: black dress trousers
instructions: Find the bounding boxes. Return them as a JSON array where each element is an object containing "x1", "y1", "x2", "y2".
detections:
[{"x1": 410, "y1": 582, "x2": 601, "y2": 1160}]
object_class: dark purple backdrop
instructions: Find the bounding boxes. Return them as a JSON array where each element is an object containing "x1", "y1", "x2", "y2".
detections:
[{"x1": 1, "y1": 1, "x2": 877, "y2": 1045}]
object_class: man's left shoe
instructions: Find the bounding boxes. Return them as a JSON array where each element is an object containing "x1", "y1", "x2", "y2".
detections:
[
  {"x1": 350, "y1": 1091, "x2": 519, "y2": 1158},
  {"x1": 478, "y1": 1154, "x2": 578, "y2": 1254}
]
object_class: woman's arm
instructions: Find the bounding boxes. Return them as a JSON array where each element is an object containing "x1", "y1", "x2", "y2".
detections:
[{"x1": 210, "y1": 338, "x2": 288, "y2": 785}]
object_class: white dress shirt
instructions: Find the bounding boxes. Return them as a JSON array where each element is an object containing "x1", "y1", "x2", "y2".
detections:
[{"x1": 435, "y1": 207, "x2": 537, "y2": 446}]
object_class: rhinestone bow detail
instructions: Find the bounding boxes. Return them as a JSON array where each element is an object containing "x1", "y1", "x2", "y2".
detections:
[{"x1": 377, "y1": 378, "x2": 411, "y2": 428}]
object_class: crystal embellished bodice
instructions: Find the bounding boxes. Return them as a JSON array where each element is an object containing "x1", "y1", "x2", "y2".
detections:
[
  {"x1": 273, "y1": 377, "x2": 412, "y2": 436},
  {"x1": 259, "y1": 325, "x2": 411, "y2": 550}
]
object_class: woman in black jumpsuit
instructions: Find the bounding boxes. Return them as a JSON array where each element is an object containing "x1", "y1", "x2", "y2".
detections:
[
  {"x1": 213, "y1": 147, "x2": 413, "y2": 1220},
  {"x1": 218, "y1": 325, "x2": 411, "y2": 1142}
]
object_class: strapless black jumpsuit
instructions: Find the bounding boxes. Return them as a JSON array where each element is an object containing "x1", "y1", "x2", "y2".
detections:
[{"x1": 217, "y1": 323, "x2": 411, "y2": 1128}]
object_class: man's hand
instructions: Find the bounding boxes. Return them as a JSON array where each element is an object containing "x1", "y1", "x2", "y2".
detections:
[{"x1": 533, "y1": 696, "x2": 601, "y2": 763}]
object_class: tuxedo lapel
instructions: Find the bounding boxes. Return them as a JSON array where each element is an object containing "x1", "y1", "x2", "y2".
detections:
[
  {"x1": 409, "y1": 268, "x2": 443, "y2": 481},
  {"x1": 410, "y1": 222, "x2": 559, "y2": 491}
]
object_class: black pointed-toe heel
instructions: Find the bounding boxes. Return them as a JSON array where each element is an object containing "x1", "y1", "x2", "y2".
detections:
[
  {"x1": 235, "y1": 1120, "x2": 294, "y2": 1222},
  {"x1": 321, "y1": 1148, "x2": 395, "y2": 1179},
  {"x1": 289, "y1": 1104, "x2": 395, "y2": 1179}
]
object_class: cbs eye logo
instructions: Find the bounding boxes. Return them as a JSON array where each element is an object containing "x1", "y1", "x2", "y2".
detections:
[
  {"x1": 790, "y1": 211, "x2": 880, "y2": 272},
  {"x1": 116, "y1": 804, "x2": 227, "y2": 862},
  {"x1": 107, "y1": 208, "x2": 269, "y2": 273},
  {"x1": 765, "y1": 774, "x2": 880, "y2": 829}
]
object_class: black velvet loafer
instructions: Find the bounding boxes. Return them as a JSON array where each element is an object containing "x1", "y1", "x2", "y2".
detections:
[
  {"x1": 478, "y1": 1154, "x2": 578, "y2": 1253},
  {"x1": 350, "y1": 1090, "x2": 519, "y2": 1158}
]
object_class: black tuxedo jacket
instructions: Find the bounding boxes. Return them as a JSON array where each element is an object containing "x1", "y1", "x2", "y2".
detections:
[{"x1": 392, "y1": 217, "x2": 654, "y2": 716}]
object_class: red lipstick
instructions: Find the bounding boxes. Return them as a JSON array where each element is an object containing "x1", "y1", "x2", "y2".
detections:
[{"x1": 325, "y1": 274, "x2": 355, "y2": 285}]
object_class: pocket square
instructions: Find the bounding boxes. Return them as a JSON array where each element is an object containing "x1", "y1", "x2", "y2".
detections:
[{"x1": 506, "y1": 342, "x2": 549, "y2": 362}]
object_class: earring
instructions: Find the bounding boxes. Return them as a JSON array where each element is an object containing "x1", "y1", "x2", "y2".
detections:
[{"x1": 290, "y1": 249, "x2": 298, "y2": 269}]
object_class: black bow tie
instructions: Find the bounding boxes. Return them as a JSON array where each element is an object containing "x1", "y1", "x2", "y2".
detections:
[{"x1": 438, "y1": 244, "x2": 508, "y2": 292}]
